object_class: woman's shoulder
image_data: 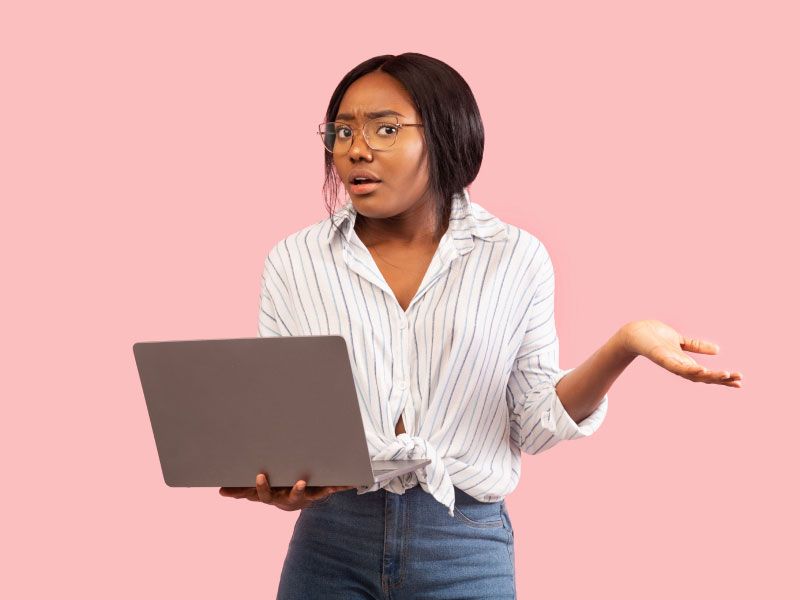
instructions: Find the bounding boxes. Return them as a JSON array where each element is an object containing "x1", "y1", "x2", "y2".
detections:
[
  {"x1": 479, "y1": 212, "x2": 548, "y2": 259},
  {"x1": 471, "y1": 206, "x2": 553, "y2": 283},
  {"x1": 468, "y1": 201, "x2": 547, "y2": 252}
]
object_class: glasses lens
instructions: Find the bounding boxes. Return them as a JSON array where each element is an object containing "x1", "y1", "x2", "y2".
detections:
[
  {"x1": 364, "y1": 116, "x2": 399, "y2": 151},
  {"x1": 319, "y1": 122, "x2": 352, "y2": 153},
  {"x1": 318, "y1": 117, "x2": 401, "y2": 153}
]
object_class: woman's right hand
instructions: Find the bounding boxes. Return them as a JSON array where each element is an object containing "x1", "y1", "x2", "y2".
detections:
[{"x1": 219, "y1": 472, "x2": 355, "y2": 511}]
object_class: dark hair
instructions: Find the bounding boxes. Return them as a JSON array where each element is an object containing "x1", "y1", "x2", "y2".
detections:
[{"x1": 322, "y1": 52, "x2": 485, "y2": 236}]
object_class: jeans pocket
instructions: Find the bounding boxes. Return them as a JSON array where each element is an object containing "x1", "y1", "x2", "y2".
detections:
[{"x1": 452, "y1": 501, "x2": 504, "y2": 528}]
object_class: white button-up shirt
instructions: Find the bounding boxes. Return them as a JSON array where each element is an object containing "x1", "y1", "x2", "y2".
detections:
[{"x1": 258, "y1": 188, "x2": 608, "y2": 517}]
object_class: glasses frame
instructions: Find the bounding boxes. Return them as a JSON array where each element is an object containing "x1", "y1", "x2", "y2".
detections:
[{"x1": 316, "y1": 115, "x2": 424, "y2": 154}]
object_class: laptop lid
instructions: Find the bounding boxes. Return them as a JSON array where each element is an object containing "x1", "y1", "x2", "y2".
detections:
[{"x1": 133, "y1": 335, "x2": 390, "y2": 488}]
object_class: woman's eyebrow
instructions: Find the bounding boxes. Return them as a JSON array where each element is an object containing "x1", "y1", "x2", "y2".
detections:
[{"x1": 334, "y1": 109, "x2": 405, "y2": 121}]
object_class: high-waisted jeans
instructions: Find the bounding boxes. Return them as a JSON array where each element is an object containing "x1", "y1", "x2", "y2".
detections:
[{"x1": 276, "y1": 484, "x2": 516, "y2": 599}]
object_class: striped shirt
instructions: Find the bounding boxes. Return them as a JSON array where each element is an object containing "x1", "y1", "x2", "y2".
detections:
[{"x1": 257, "y1": 187, "x2": 609, "y2": 517}]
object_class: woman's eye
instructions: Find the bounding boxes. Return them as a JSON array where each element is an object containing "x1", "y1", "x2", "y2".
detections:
[
  {"x1": 336, "y1": 127, "x2": 352, "y2": 138},
  {"x1": 377, "y1": 125, "x2": 397, "y2": 136}
]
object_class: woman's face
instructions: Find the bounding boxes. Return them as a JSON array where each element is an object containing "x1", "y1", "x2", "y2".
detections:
[{"x1": 332, "y1": 70, "x2": 432, "y2": 221}]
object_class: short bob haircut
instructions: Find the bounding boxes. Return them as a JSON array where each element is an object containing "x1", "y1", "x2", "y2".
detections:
[{"x1": 322, "y1": 52, "x2": 485, "y2": 237}]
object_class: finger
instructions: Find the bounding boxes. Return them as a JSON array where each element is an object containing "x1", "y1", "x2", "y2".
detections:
[
  {"x1": 301, "y1": 485, "x2": 349, "y2": 501},
  {"x1": 244, "y1": 489, "x2": 261, "y2": 501},
  {"x1": 722, "y1": 372, "x2": 743, "y2": 380},
  {"x1": 691, "y1": 366, "x2": 743, "y2": 385},
  {"x1": 711, "y1": 374, "x2": 743, "y2": 387},
  {"x1": 679, "y1": 363, "x2": 717, "y2": 383},
  {"x1": 680, "y1": 336, "x2": 720, "y2": 355},
  {"x1": 717, "y1": 372, "x2": 744, "y2": 386},
  {"x1": 702, "y1": 368, "x2": 727, "y2": 380},
  {"x1": 219, "y1": 487, "x2": 254, "y2": 498},
  {"x1": 256, "y1": 473, "x2": 273, "y2": 504},
  {"x1": 287, "y1": 480, "x2": 307, "y2": 505},
  {"x1": 720, "y1": 380, "x2": 743, "y2": 388},
  {"x1": 669, "y1": 355, "x2": 697, "y2": 371},
  {"x1": 303, "y1": 488, "x2": 330, "y2": 501},
  {"x1": 673, "y1": 360, "x2": 705, "y2": 378},
  {"x1": 220, "y1": 487, "x2": 250, "y2": 496}
]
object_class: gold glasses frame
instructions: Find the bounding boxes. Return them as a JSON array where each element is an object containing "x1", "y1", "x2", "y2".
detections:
[{"x1": 316, "y1": 115, "x2": 424, "y2": 154}]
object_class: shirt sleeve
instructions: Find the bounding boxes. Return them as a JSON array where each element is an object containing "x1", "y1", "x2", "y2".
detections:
[
  {"x1": 257, "y1": 245, "x2": 298, "y2": 337},
  {"x1": 505, "y1": 242, "x2": 608, "y2": 455}
]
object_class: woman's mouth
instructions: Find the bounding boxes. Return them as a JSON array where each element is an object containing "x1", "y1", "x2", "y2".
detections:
[{"x1": 350, "y1": 180, "x2": 382, "y2": 195}]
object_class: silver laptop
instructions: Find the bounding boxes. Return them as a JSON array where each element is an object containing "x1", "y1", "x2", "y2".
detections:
[{"x1": 132, "y1": 335, "x2": 430, "y2": 489}]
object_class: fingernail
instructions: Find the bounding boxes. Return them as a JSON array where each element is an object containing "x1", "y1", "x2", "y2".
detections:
[{"x1": 298, "y1": 481, "x2": 306, "y2": 490}]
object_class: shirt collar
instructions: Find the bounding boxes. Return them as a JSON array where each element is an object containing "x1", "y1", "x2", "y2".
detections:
[{"x1": 326, "y1": 187, "x2": 508, "y2": 246}]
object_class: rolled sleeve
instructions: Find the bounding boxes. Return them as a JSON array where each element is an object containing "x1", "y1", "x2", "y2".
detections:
[
  {"x1": 506, "y1": 243, "x2": 608, "y2": 455},
  {"x1": 543, "y1": 367, "x2": 609, "y2": 439}
]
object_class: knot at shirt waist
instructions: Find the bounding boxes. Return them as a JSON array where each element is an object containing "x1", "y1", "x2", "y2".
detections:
[{"x1": 356, "y1": 433, "x2": 457, "y2": 518}]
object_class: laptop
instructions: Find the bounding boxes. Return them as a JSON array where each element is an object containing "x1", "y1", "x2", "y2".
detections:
[{"x1": 132, "y1": 335, "x2": 430, "y2": 490}]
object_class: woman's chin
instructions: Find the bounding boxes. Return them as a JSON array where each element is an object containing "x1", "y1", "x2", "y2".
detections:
[{"x1": 350, "y1": 191, "x2": 383, "y2": 208}]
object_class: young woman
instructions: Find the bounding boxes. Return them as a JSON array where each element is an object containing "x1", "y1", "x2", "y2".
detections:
[{"x1": 220, "y1": 53, "x2": 742, "y2": 599}]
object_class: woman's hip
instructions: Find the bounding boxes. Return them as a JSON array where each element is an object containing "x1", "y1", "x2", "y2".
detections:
[{"x1": 278, "y1": 484, "x2": 516, "y2": 599}]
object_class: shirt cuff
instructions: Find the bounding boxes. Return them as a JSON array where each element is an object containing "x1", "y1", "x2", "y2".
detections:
[{"x1": 540, "y1": 367, "x2": 609, "y2": 440}]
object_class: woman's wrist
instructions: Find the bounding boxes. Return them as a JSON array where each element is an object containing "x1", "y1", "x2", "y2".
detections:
[{"x1": 614, "y1": 322, "x2": 642, "y2": 361}]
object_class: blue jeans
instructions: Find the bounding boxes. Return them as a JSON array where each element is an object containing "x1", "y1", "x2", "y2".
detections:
[{"x1": 276, "y1": 484, "x2": 516, "y2": 599}]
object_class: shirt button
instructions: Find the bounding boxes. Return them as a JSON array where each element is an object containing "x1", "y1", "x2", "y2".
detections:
[
  {"x1": 399, "y1": 318, "x2": 408, "y2": 329},
  {"x1": 397, "y1": 380, "x2": 408, "y2": 391}
]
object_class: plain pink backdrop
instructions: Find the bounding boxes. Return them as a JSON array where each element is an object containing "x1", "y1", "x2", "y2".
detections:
[{"x1": 2, "y1": 1, "x2": 796, "y2": 598}]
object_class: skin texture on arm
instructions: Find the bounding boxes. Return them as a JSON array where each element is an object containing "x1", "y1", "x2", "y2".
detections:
[{"x1": 554, "y1": 328, "x2": 636, "y2": 424}]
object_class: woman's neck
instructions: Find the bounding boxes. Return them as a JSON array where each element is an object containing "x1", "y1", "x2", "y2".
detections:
[{"x1": 354, "y1": 207, "x2": 444, "y2": 248}]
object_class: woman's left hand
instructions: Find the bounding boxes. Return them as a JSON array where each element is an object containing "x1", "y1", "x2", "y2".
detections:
[{"x1": 620, "y1": 319, "x2": 743, "y2": 387}]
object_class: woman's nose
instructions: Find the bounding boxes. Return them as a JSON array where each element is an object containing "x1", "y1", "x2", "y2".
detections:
[{"x1": 347, "y1": 127, "x2": 372, "y2": 158}]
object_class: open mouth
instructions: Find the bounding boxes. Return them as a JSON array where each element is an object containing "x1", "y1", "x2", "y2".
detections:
[{"x1": 350, "y1": 179, "x2": 382, "y2": 194}]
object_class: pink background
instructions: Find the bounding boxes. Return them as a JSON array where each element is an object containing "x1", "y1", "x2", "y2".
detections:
[{"x1": 3, "y1": 1, "x2": 797, "y2": 597}]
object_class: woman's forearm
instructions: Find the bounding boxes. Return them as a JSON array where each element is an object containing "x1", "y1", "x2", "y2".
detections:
[{"x1": 555, "y1": 326, "x2": 637, "y2": 424}]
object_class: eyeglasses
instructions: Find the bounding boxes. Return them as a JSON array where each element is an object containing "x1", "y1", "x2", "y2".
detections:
[{"x1": 317, "y1": 115, "x2": 424, "y2": 154}]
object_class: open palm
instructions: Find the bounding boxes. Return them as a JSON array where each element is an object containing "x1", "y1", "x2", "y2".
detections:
[{"x1": 621, "y1": 319, "x2": 743, "y2": 387}]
